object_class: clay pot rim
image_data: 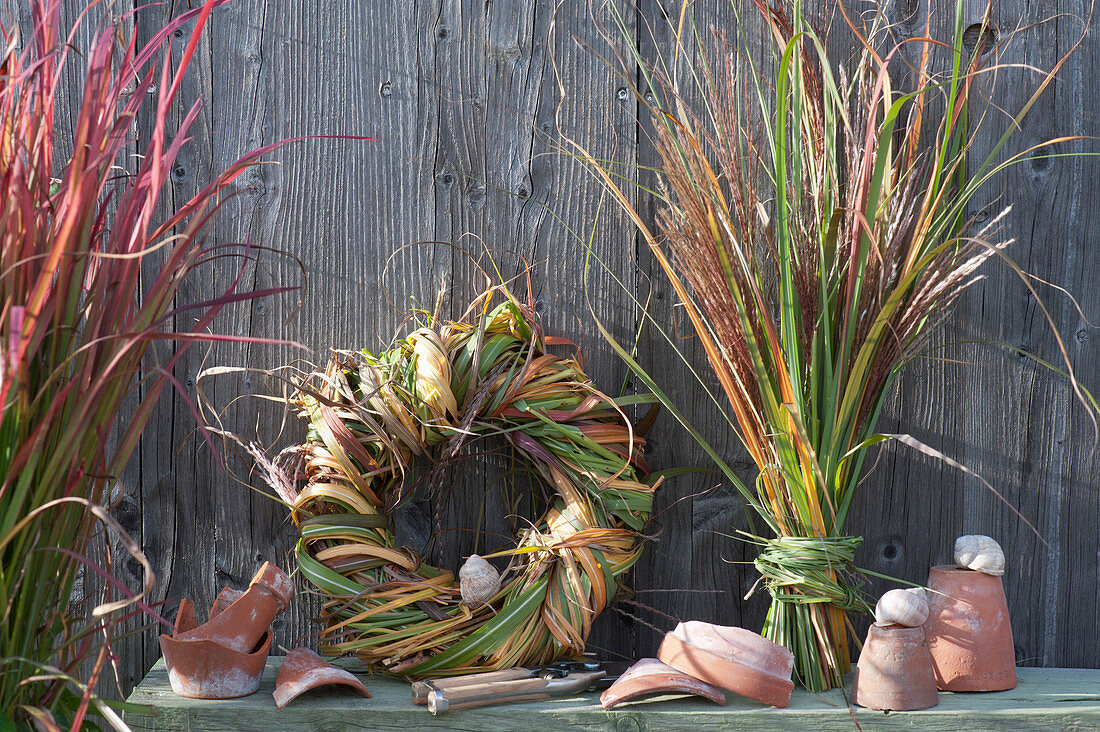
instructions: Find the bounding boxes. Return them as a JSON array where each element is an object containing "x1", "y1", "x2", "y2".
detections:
[
  {"x1": 160, "y1": 628, "x2": 274, "y2": 660},
  {"x1": 250, "y1": 561, "x2": 295, "y2": 608},
  {"x1": 930, "y1": 564, "x2": 991, "y2": 574},
  {"x1": 870, "y1": 623, "x2": 927, "y2": 634}
]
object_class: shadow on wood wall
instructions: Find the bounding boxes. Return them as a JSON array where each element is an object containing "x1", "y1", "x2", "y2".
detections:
[{"x1": 13, "y1": 0, "x2": 1098, "y2": 695}]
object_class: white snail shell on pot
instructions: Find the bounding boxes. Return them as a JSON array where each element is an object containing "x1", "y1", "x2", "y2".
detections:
[
  {"x1": 459, "y1": 554, "x2": 501, "y2": 606},
  {"x1": 874, "y1": 587, "x2": 930, "y2": 627},
  {"x1": 953, "y1": 534, "x2": 1005, "y2": 576}
]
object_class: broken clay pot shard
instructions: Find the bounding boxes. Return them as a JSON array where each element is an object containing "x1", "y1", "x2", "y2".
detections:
[
  {"x1": 174, "y1": 562, "x2": 294, "y2": 653},
  {"x1": 657, "y1": 621, "x2": 795, "y2": 708},
  {"x1": 210, "y1": 586, "x2": 244, "y2": 619},
  {"x1": 600, "y1": 658, "x2": 726, "y2": 710},
  {"x1": 273, "y1": 647, "x2": 372, "y2": 709},
  {"x1": 173, "y1": 597, "x2": 199, "y2": 635},
  {"x1": 160, "y1": 629, "x2": 272, "y2": 699}
]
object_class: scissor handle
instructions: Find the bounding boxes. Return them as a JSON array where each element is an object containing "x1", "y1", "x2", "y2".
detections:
[
  {"x1": 427, "y1": 676, "x2": 551, "y2": 714},
  {"x1": 411, "y1": 668, "x2": 533, "y2": 705},
  {"x1": 427, "y1": 670, "x2": 604, "y2": 714}
]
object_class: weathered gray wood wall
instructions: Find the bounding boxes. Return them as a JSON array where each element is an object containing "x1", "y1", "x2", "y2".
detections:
[{"x1": 11, "y1": 0, "x2": 1099, "y2": 697}]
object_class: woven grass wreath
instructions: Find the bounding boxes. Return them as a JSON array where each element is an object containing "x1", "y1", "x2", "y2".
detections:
[{"x1": 287, "y1": 291, "x2": 657, "y2": 677}]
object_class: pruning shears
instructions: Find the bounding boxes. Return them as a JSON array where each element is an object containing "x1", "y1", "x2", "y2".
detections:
[{"x1": 411, "y1": 660, "x2": 618, "y2": 714}]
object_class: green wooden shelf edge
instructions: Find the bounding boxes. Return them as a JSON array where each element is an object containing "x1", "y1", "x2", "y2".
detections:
[{"x1": 126, "y1": 658, "x2": 1100, "y2": 731}]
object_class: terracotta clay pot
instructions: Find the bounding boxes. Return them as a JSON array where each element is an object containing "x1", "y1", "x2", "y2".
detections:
[
  {"x1": 850, "y1": 624, "x2": 938, "y2": 711},
  {"x1": 175, "y1": 562, "x2": 294, "y2": 653},
  {"x1": 160, "y1": 629, "x2": 273, "y2": 699},
  {"x1": 273, "y1": 647, "x2": 372, "y2": 709},
  {"x1": 600, "y1": 658, "x2": 726, "y2": 710},
  {"x1": 657, "y1": 621, "x2": 795, "y2": 708},
  {"x1": 173, "y1": 598, "x2": 198, "y2": 635},
  {"x1": 925, "y1": 565, "x2": 1016, "y2": 692},
  {"x1": 210, "y1": 586, "x2": 245, "y2": 619}
]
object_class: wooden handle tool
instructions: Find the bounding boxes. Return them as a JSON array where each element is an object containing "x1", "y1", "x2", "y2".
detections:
[
  {"x1": 411, "y1": 667, "x2": 534, "y2": 705},
  {"x1": 427, "y1": 669, "x2": 604, "y2": 714}
]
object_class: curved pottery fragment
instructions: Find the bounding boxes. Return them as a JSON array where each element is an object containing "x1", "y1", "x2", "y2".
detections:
[
  {"x1": 273, "y1": 647, "x2": 372, "y2": 709},
  {"x1": 160, "y1": 630, "x2": 273, "y2": 699},
  {"x1": 925, "y1": 565, "x2": 1017, "y2": 692},
  {"x1": 175, "y1": 562, "x2": 293, "y2": 653},
  {"x1": 850, "y1": 624, "x2": 938, "y2": 711},
  {"x1": 173, "y1": 597, "x2": 198, "y2": 635},
  {"x1": 210, "y1": 586, "x2": 245, "y2": 619},
  {"x1": 657, "y1": 621, "x2": 795, "y2": 708},
  {"x1": 600, "y1": 657, "x2": 726, "y2": 710}
]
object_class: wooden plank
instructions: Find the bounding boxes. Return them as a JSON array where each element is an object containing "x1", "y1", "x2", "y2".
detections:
[
  {"x1": 126, "y1": 658, "x2": 1100, "y2": 731},
  {"x1": 626, "y1": 0, "x2": 763, "y2": 663},
  {"x1": 843, "y1": 0, "x2": 981, "y2": 664},
  {"x1": 522, "y1": 0, "x2": 640, "y2": 663},
  {"x1": 851, "y1": 0, "x2": 1100, "y2": 672}
]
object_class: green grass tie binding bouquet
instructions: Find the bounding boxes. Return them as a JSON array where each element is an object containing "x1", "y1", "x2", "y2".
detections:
[{"x1": 574, "y1": 0, "x2": 1093, "y2": 690}]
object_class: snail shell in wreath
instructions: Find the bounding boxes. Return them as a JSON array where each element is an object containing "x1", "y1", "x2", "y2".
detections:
[
  {"x1": 459, "y1": 554, "x2": 501, "y2": 606},
  {"x1": 954, "y1": 534, "x2": 1005, "y2": 576},
  {"x1": 874, "y1": 587, "x2": 930, "y2": 627}
]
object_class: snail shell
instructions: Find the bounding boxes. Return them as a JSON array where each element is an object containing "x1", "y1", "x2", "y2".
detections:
[
  {"x1": 874, "y1": 587, "x2": 930, "y2": 627},
  {"x1": 459, "y1": 554, "x2": 500, "y2": 606},
  {"x1": 954, "y1": 534, "x2": 1005, "y2": 576}
]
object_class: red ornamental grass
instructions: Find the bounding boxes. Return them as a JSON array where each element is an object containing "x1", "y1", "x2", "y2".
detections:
[{"x1": 0, "y1": 0, "x2": 292, "y2": 726}]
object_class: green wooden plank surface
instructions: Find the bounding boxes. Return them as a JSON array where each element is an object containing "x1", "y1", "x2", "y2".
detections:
[{"x1": 125, "y1": 658, "x2": 1100, "y2": 731}]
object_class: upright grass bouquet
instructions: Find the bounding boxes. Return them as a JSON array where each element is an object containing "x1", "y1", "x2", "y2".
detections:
[
  {"x1": 0, "y1": 0, "x2": 287, "y2": 726},
  {"x1": 574, "y1": 0, "x2": 1088, "y2": 690}
]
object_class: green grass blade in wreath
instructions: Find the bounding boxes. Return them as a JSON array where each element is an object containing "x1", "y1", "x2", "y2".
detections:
[{"x1": 287, "y1": 291, "x2": 657, "y2": 676}]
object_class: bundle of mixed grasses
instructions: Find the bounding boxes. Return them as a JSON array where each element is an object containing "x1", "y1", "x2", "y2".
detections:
[
  {"x1": 572, "y1": 0, "x2": 1089, "y2": 690},
  {"x1": 0, "y1": 0, "x2": 289, "y2": 726},
  {"x1": 276, "y1": 288, "x2": 656, "y2": 677}
]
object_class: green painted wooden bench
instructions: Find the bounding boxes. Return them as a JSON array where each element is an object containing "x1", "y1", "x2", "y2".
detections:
[{"x1": 126, "y1": 658, "x2": 1100, "y2": 731}]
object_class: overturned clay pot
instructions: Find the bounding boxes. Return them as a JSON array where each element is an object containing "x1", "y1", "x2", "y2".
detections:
[
  {"x1": 850, "y1": 624, "x2": 938, "y2": 711},
  {"x1": 174, "y1": 562, "x2": 294, "y2": 654},
  {"x1": 160, "y1": 629, "x2": 273, "y2": 699},
  {"x1": 600, "y1": 657, "x2": 726, "y2": 710},
  {"x1": 658, "y1": 621, "x2": 795, "y2": 708},
  {"x1": 925, "y1": 565, "x2": 1016, "y2": 692},
  {"x1": 273, "y1": 647, "x2": 372, "y2": 709}
]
